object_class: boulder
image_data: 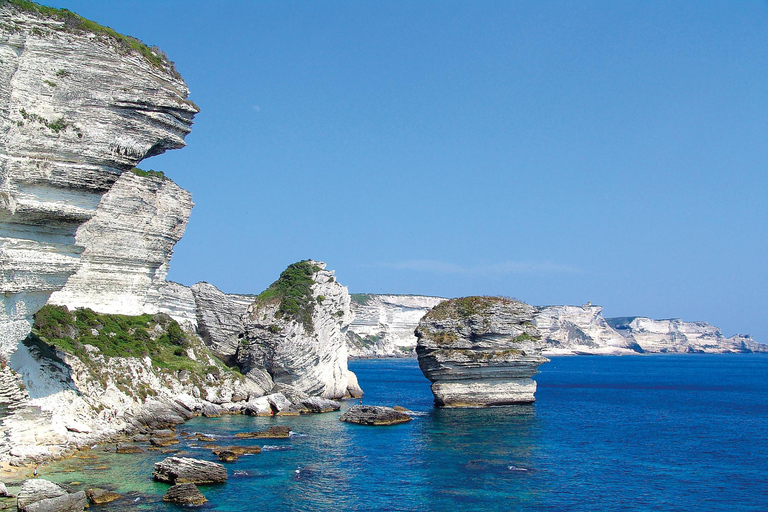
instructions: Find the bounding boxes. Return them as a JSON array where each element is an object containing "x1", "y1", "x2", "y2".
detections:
[
  {"x1": 24, "y1": 492, "x2": 87, "y2": 512},
  {"x1": 0, "y1": 482, "x2": 12, "y2": 497},
  {"x1": 17, "y1": 480, "x2": 67, "y2": 511},
  {"x1": 300, "y1": 397, "x2": 341, "y2": 413},
  {"x1": 201, "y1": 403, "x2": 221, "y2": 418},
  {"x1": 339, "y1": 406, "x2": 412, "y2": 426},
  {"x1": 217, "y1": 451, "x2": 238, "y2": 462},
  {"x1": 244, "y1": 397, "x2": 272, "y2": 416},
  {"x1": 153, "y1": 457, "x2": 227, "y2": 485},
  {"x1": 162, "y1": 483, "x2": 207, "y2": 506},
  {"x1": 85, "y1": 488, "x2": 121, "y2": 504}
]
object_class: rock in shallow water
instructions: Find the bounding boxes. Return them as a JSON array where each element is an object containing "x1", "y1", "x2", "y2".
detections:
[
  {"x1": 234, "y1": 426, "x2": 291, "y2": 439},
  {"x1": 162, "y1": 483, "x2": 207, "y2": 506},
  {"x1": 339, "y1": 406, "x2": 412, "y2": 426},
  {"x1": 16, "y1": 480, "x2": 67, "y2": 511},
  {"x1": 152, "y1": 457, "x2": 227, "y2": 485},
  {"x1": 415, "y1": 296, "x2": 549, "y2": 407},
  {"x1": 85, "y1": 488, "x2": 121, "y2": 505}
]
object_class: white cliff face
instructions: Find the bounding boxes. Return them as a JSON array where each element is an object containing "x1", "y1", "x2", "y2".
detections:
[
  {"x1": 534, "y1": 305, "x2": 637, "y2": 355},
  {"x1": 48, "y1": 172, "x2": 193, "y2": 316},
  {"x1": 347, "y1": 294, "x2": 446, "y2": 358},
  {"x1": 237, "y1": 261, "x2": 362, "y2": 399},
  {"x1": 606, "y1": 317, "x2": 768, "y2": 354},
  {"x1": 0, "y1": 4, "x2": 197, "y2": 357},
  {"x1": 191, "y1": 282, "x2": 255, "y2": 365}
]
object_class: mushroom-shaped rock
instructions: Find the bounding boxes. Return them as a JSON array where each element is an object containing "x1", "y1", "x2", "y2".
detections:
[
  {"x1": 152, "y1": 457, "x2": 227, "y2": 485},
  {"x1": 162, "y1": 483, "x2": 207, "y2": 506},
  {"x1": 339, "y1": 405, "x2": 412, "y2": 426},
  {"x1": 415, "y1": 296, "x2": 549, "y2": 407}
]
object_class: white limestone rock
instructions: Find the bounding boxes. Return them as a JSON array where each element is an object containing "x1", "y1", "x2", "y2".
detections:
[
  {"x1": 416, "y1": 296, "x2": 548, "y2": 407},
  {"x1": 606, "y1": 317, "x2": 768, "y2": 354},
  {"x1": 534, "y1": 304, "x2": 638, "y2": 355},
  {"x1": 347, "y1": 294, "x2": 446, "y2": 358},
  {"x1": 237, "y1": 260, "x2": 362, "y2": 399},
  {"x1": 0, "y1": 4, "x2": 197, "y2": 357},
  {"x1": 191, "y1": 282, "x2": 255, "y2": 364},
  {"x1": 48, "y1": 172, "x2": 193, "y2": 317}
]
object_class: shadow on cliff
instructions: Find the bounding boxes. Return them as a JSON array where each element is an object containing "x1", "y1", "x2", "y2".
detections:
[{"x1": 11, "y1": 336, "x2": 81, "y2": 400}]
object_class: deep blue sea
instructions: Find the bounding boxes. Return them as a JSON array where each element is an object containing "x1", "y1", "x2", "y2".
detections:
[{"x1": 39, "y1": 355, "x2": 768, "y2": 511}]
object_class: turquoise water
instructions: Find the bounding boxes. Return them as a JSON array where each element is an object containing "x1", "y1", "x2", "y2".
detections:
[{"x1": 39, "y1": 355, "x2": 768, "y2": 511}]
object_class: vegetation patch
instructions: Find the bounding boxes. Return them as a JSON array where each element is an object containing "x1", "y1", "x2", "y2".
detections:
[
  {"x1": 426, "y1": 296, "x2": 512, "y2": 321},
  {"x1": 6, "y1": 0, "x2": 177, "y2": 75},
  {"x1": 18, "y1": 108, "x2": 82, "y2": 137},
  {"x1": 350, "y1": 293, "x2": 371, "y2": 305},
  {"x1": 255, "y1": 260, "x2": 321, "y2": 332},
  {"x1": 129, "y1": 167, "x2": 166, "y2": 179},
  {"x1": 31, "y1": 305, "x2": 218, "y2": 375}
]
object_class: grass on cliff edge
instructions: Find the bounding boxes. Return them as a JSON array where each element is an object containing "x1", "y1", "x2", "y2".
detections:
[
  {"x1": 425, "y1": 296, "x2": 514, "y2": 320},
  {"x1": 255, "y1": 260, "x2": 321, "y2": 333},
  {"x1": 4, "y1": 0, "x2": 176, "y2": 74},
  {"x1": 31, "y1": 304, "x2": 224, "y2": 375}
]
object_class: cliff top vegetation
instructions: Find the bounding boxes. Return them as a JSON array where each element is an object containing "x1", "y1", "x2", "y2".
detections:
[
  {"x1": 425, "y1": 296, "x2": 516, "y2": 321},
  {"x1": 3, "y1": 0, "x2": 177, "y2": 74},
  {"x1": 255, "y1": 260, "x2": 322, "y2": 332}
]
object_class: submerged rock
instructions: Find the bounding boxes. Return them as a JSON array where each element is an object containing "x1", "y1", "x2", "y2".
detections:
[
  {"x1": 162, "y1": 483, "x2": 207, "y2": 506},
  {"x1": 153, "y1": 456, "x2": 227, "y2": 485},
  {"x1": 415, "y1": 296, "x2": 549, "y2": 407},
  {"x1": 217, "y1": 451, "x2": 238, "y2": 462},
  {"x1": 85, "y1": 488, "x2": 121, "y2": 505},
  {"x1": 234, "y1": 426, "x2": 291, "y2": 439},
  {"x1": 339, "y1": 405, "x2": 411, "y2": 426}
]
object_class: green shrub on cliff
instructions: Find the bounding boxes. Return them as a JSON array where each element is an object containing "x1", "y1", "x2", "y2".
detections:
[
  {"x1": 31, "y1": 305, "x2": 199, "y2": 370},
  {"x1": 129, "y1": 167, "x2": 165, "y2": 179},
  {"x1": 5, "y1": 0, "x2": 175, "y2": 73},
  {"x1": 255, "y1": 260, "x2": 321, "y2": 332}
]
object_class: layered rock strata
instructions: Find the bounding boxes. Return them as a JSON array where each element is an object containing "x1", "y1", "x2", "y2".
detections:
[
  {"x1": 347, "y1": 294, "x2": 446, "y2": 358},
  {"x1": 237, "y1": 260, "x2": 363, "y2": 399},
  {"x1": 416, "y1": 296, "x2": 548, "y2": 407},
  {"x1": 534, "y1": 304, "x2": 638, "y2": 355},
  {"x1": 0, "y1": 3, "x2": 197, "y2": 358},
  {"x1": 190, "y1": 282, "x2": 255, "y2": 364},
  {"x1": 48, "y1": 171, "x2": 193, "y2": 316},
  {"x1": 606, "y1": 317, "x2": 768, "y2": 354}
]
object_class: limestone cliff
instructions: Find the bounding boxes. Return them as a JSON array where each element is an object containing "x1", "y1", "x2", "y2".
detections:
[
  {"x1": 191, "y1": 282, "x2": 255, "y2": 365},
  {"x1": 237, "y1": 260, "x2": 362, "y2": 399},
  {"x1": 48, "y1": 171, "x2": 193, "y2": 316},
  {"x1": 347, "y1": 294, "x2": 446, "y2": 358},
  {"x1": 415, "y1": 296, "x2": 548, "y2": 407},
  {"x1": 0, "y1": 2, "x2": 197, "y2": 357},
  {"x1": 534, "y1": 304, "x2": 638, "y2": 355},
  {"x1": 606, "y1": 317, "x2": 768, "y2": 354}
]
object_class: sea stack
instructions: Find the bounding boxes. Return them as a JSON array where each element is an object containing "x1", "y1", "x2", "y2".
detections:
[
  {"x1": 237, "y1": 260, "x2": 363, "y2": 399},
  {"x1": 415, "y1": 296, "x2": 548, "y2": 407}
]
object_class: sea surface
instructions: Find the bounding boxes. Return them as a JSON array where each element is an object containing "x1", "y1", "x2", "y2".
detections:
[{"x1": 27, "y1": 355, "x2": 768, "y2": 511}]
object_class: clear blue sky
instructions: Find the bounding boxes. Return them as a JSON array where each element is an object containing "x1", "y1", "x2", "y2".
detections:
[{"x1": 46, "y1": 1, "x2": 767, "y2": 341}]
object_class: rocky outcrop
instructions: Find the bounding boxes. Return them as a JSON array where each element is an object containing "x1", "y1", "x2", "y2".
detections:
[
  {"x1": 153, "y1": 456, "x2": 227, "y2": 484},
  {"x1": 16, "y1": 480, "x2": 68, "y2": 511},
  {"x1": 347, "y1": 294, "x2": 446, "y2": 358},
  {"x1": 191, "y1": 282, "x2": 255, "y2": 364},
  {"x1": 48, "y1": 171, "x2": 193, "y2": 317},
  {"x1": 416, "y1": 297, "x2": 548, "y2": 407},
  {"x1": 606, "y1": 317, "x2": 768, "y2": 354},
  {"x1": 534, "y1": 304, "x2": 638, "y2": 355},
  {"x1": 0, "y1": 3, "x2": 197, "y2": 358},
  {"x1": 339, "y1": 405, "x2": 412, "y2": 426},
  {"x1": 162, "y1": 483, "x2": 207, "y2": 506},
  {"x1": 0, "y1": 306, "x2": 264, "y2": 464},
  {"x1": 237, "y1": 260, "x2": 362, "y2": 399}
]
